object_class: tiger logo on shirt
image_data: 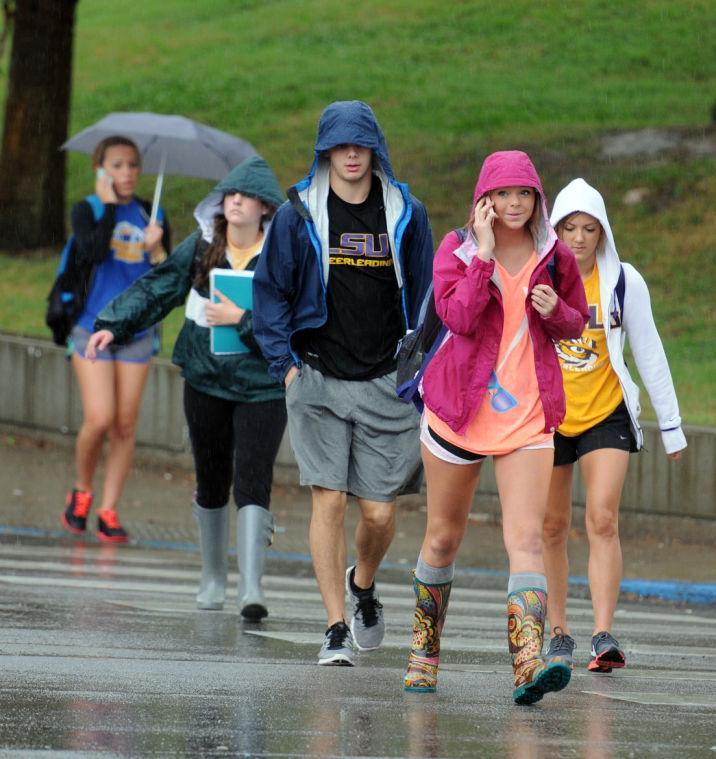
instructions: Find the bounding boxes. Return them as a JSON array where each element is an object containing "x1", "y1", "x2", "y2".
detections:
[
  {"x1": 112, "y1": 222, "x2": 146, "y2": 264},
  {"x1": 556, "y1": 337, "x2": 598, "y2": 372}
]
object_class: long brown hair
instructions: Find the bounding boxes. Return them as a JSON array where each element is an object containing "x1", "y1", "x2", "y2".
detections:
[{"x1": 194, "y1": 215, "x2": 229, "y2": 289}]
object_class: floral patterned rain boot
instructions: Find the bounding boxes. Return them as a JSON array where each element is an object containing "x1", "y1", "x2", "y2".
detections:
[{"x1": 404, "y1": 574, "x2": 452, "y2": 693}]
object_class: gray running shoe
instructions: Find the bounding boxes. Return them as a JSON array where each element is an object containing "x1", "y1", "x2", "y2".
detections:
[
  {"x1": 345, "y1": 565, "x2": 385, "y2": 651},
  {"x1": 588, "y1": 631, "x2": 626, "y2": 673},
  {"x1": 545, "y1": 626, "x2": 576, "y2": 670},
  {"x1": 318, "y1": 621, "x2": 355, "y2": 666}
]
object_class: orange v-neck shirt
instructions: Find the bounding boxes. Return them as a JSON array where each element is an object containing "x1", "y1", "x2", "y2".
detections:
[{"x1": 427, "y1": 252, "x2": 550, "y2": 455}]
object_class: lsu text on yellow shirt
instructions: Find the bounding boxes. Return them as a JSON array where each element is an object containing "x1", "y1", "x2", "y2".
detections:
[{"x1": 556, "y1": 264, "x2": 623, "y2": 436}]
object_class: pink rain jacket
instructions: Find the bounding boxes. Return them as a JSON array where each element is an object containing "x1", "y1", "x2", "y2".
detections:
[{"x1": 422, "y1": 151, "x2": 589, "y2": 435}]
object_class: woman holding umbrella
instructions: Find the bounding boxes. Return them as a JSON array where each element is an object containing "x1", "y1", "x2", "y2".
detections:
[
  {"x1": 84, "y1": 156, "x2": 287, "y2": 621},
  {"x1": 61, "y1": 135, "x2": 170, "y2": 544}
]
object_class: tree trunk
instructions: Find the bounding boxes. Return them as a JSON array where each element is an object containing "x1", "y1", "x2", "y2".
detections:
[{"x1": 0, "y1": 0, "x2": 78, "y2": 251}]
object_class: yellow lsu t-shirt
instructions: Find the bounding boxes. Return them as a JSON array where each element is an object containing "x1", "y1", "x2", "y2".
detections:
[{"x1": 556, "y1": 264, "x2": 623, "y2": 436}]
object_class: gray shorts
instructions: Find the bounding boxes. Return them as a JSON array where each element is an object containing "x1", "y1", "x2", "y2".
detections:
[
  {"x1": 286, "y1": 364, "x2": 421, "y2": 501},
  {"x1": 70, "y1": 325, "x2": 158, "y2": 364}
]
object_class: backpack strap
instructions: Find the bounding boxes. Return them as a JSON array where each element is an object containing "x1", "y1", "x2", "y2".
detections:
[
  {"x1": 546, "y1": 249, "x2": 558, "y2": 288},
  {"x1": 611, "y1": 264, "x2": 626, "y2": 327},
  {"x1": 84, "y1": 194, "x2": 105, "y2": 223}
]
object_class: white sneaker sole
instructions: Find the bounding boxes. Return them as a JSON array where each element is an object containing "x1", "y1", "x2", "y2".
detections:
[{"x1": 317, "y1": 653, "x2": 354, "y2": 666}]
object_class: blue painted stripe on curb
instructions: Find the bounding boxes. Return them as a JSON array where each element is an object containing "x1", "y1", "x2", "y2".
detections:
[{"x1": 2, "y1": 524, "x2": 714, "y2": 605}]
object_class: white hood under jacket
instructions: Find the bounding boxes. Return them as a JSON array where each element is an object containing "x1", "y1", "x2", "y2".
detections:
[{"x1": 550, "y1": 178, "x2": 686, "y2": 455}]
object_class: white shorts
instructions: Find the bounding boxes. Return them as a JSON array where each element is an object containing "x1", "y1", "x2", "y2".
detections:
[{"x1": 420, "y1": 414, "x2": 553, "y2": 465}]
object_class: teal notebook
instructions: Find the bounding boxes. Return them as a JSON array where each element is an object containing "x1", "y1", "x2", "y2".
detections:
[{"x1": 209, "y1": 268, "x2": 253, "y2": 355}]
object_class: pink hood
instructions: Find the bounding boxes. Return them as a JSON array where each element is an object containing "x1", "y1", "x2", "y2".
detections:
[{"x1": 472, "y1": 150, "x2": 557, "y2": 260}]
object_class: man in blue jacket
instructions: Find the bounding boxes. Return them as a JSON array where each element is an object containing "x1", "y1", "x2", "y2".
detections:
[{"x1": 253, "y1": 100, "x2": 433, "y2": 666}]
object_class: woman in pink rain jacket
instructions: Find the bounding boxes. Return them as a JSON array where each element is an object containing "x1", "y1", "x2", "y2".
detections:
[{"x1": 404, "y1": 151, "x2": 589, "y2": 705}]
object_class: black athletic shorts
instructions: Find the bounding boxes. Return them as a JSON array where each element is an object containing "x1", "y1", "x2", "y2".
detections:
[{"x1": 554, "y1": 401, "x2": 638, "y2": 466}]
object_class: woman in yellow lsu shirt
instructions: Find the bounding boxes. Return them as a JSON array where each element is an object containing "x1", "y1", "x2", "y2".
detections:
[{"x1": 542, "y1": 179, "x2": 686, "y2": 675}]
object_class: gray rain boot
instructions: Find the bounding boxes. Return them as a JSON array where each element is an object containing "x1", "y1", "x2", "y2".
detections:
[
  {"x1": 192, "y1": 500, "x2": 230, "y2": 610},
  {"x1": 237, "y1": 505, "x2": 274, "y2": 621}
]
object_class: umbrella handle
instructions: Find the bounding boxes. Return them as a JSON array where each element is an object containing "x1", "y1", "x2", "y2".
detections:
[{"x1": 149, "y1": 150, "x2": 167, "y2": 226}]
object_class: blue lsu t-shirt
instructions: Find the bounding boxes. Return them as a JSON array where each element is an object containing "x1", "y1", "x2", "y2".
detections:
[{"x1": 78, "y1": 199, "x2": 164, "y2": 335}]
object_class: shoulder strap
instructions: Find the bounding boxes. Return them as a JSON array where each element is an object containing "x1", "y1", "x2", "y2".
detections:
[
  {"x1": 610, "y1": 264, "x2": 626, "y2": 326},
  {"x1": 615, "y1": 263, "x2": 625, "y2": 313},
  {"x1": 454, "y1": 226, "x2": 468, "y2": 244},
  {"x1": 546, "y1": 250, "x2": 558, "y2": 288},
  {"x1": 84, "y1": 194, "x2": 105, "y2": 222}
]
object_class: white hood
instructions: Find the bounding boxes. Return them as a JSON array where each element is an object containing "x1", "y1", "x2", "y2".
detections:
[
  {"x1": 550, "y1": 178, "x2": 621, "y2": 288},
  {"x1": 193, "y1": 191, "x2": 223, "y2": 243}
]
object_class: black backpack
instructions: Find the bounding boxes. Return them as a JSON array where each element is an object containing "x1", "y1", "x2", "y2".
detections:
[{"x1": 45, "y1": 195, "x2": 105, "y2": 346}]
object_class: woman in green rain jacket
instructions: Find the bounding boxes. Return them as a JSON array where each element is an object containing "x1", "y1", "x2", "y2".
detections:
[{"x1": 88, "y1": 156, "x2": 286, "y2": 621}]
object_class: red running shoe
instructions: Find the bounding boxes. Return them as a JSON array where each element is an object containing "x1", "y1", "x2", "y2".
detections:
[
  {"x1": 61, "y1": 490, "x2": 93, "y2": 534},
  {"x1": 96, "y1": 509, "x2": 128, "y2": 543}
]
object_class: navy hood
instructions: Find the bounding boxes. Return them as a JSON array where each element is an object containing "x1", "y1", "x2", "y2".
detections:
[{"x1": 312, "y1": 100, "x2": 394, "y2": 179}]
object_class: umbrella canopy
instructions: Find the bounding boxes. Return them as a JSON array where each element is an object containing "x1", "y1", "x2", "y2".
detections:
[{"x1": 62, "y1": 112, "x2": 258, "y2": 222}]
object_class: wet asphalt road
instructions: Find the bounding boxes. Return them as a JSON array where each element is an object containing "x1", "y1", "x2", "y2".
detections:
[{"x1": 0, "y1": 537, "x2": 714, "y2": 757}]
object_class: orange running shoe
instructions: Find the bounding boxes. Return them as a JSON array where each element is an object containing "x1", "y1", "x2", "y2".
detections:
[
  {"x1": 96, "y1": 509, "x2": 128, "y2": 543},
  {"x1": 61, "y1": 490, "x2": 93, "y2": 534}
]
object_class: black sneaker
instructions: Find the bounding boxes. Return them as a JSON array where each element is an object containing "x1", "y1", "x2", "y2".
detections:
[
  {"x1": 588, "y1": 631, "x2": 626, "y2": 673},
  {"x1": 545, "y1": 627, "x2": 576, "y2": 670},
  {"x1": 96, "y1": 509, "x2": 128, "y2": 544},
  {"x1": 318, "y1": 621, "x2": 355, "y2": 666},
  {"x1": 61, "y1": 489, "x2": 93, "y2": 534}
]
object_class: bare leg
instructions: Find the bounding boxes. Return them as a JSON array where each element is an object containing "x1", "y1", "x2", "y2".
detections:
[
  {"x1": 353, "y1": 498, "x2": 396, "y2": 589},
  {"x1": 542, "y1": 464, "x2": 575, "y2": 633},
  {"x1": 419, "y1": 443, "x2": 482, "y2": 567},
  {"x1": 310, "y1": 486, "x2": 348, "y2": 627},
  {"x1": 71, "y1": 353, "x2": 116, "y2": 492},
  {"x1": 494, "y1": 447, "x2": 554, "y2": 574},
  {"x1": 580, "y1": 448, "x2": 629, "y2": 634},
  {"x1": 97, "y1": 360, "x2": 151, "y2": 513}
]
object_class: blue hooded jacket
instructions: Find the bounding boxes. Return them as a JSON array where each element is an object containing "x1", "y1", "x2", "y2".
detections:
[{"x1": 253, "y1": 100, "x2": 434, "y2": 383}]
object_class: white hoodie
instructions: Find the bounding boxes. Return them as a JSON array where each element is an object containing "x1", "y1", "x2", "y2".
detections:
[{"x1": 550, "y1": 178, "x2": 686, "y2": 455}]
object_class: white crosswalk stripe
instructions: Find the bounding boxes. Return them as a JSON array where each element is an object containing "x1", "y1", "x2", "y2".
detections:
[{"x1": 1, "y1": 541, "x2": 714, "y2": 671}]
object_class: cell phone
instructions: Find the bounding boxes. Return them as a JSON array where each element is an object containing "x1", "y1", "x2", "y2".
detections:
[{"x1": 96, "y1": 167, "x2": 113, "y2": 186}]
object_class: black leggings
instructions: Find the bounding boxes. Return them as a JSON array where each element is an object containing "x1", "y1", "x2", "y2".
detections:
[{"x1": 183, "y1": 382, "x2": 287, "y2": 510}]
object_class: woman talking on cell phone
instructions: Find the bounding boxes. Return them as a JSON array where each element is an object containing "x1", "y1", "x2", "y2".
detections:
[
  {"x1": 61, "y1": 135, "x2": 170, "y2": 544},
  {"x1": 84, "y1": 157, "x2": 287, "y2": 621},
  {"x1": 403, "y1": 151, "x2": 589, "y2": 705}
]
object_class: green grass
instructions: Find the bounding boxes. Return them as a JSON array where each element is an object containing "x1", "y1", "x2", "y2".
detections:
[{"x1": 0, "y1": 0, "x2": 714, "y2": 423}]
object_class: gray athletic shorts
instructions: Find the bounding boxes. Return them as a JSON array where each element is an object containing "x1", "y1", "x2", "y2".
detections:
[
  {"x1": 70, "y1": 325, "x2": 158, "y2": 364},
  {"x1": 286, "y1": 363, "x2": 421, "y2": 501}
]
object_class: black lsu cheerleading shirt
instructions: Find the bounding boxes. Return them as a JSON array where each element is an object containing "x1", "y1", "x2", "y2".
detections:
[{"x1": 299, "y1": 175, "x2": 404, "y2": 380}]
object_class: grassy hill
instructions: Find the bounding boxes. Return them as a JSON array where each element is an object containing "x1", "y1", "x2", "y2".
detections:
[{"x1": 0, "y1": 0, "x2": 714, "y2": 423}]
